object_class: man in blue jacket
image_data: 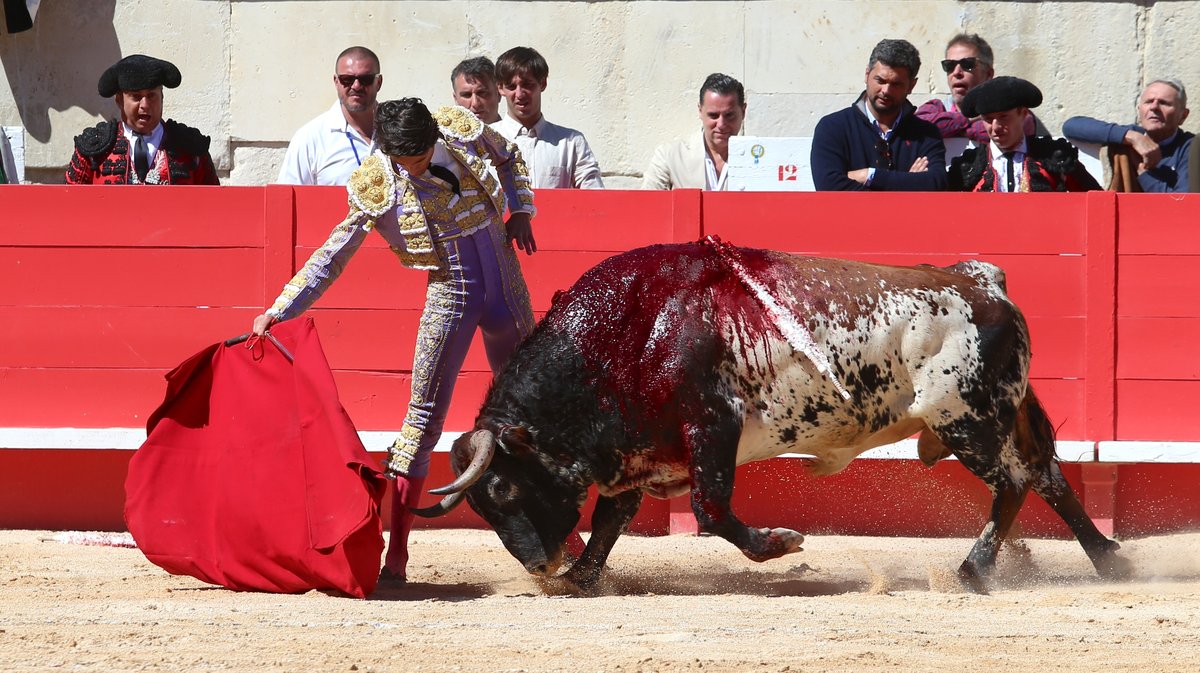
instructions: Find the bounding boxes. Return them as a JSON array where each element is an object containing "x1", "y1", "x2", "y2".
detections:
[
  {"x1": 1063, "y1": 79, "x2": 1193, "y2": 192},
  {"x1": 811, "y1": 39, "x2": 946, "y2": 191}
]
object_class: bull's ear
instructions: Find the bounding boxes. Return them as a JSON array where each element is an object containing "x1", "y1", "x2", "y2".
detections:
[{"x1": 496, "y1": 423, "x2": 535, "y2": 456}]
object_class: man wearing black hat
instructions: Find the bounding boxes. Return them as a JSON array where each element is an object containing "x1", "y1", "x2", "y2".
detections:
[
  {"x1": 948, "y1": 76, "x2": 1099, "y2": 192},
  {"x1": 65, "y1": 54, "x2": 219, "y2": 185}
]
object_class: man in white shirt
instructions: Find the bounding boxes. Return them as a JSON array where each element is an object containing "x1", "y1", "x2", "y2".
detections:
[
  {"x1": 492, "y1": 46, "x2": 604, "y2": 189},
  {"x1": 451, "y1": 56, "x2": 502, "y2": 124},
  {"x1": 277, "y1": 46, "x2": 383, "y2": 186},
  {"x1": 642, "y1": 73, "x2": 747, "y2": 190}
]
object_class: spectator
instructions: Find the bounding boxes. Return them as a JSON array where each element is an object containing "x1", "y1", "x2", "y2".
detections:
[
  {"x1": 948, "y1": 77, "x2": 1100, "y2": 192},
  {"x1": 65, "y1": 55, "x2": 219, "y2": 185},
  {"x1": 451, "y1": 56, "x2": 502, "y2": 124},
  {"x1": 1063, "y1": 79, "x2": 1194, "y2": 192},
  {"x1": 493, "y1": 46, "x2": 604, "y2": 189},
  {"x1": 253, "y1": 99, "x2": 538, "y2": 586},
  {"x1": 277, "y1": 46, "x2": 383, "y2": 186},
  {"x1": 642, "y1": 73, "x2": 746, "y2": 190},
  {"x1": 0, "y1": 129, "x2": 16, "y2": 184},
  {"x1": 916, "y1": 33, "x2": 1034, "y2": 144},
  {"x1": 810, "y1": 39, "x2": 946, "y2": 191}
]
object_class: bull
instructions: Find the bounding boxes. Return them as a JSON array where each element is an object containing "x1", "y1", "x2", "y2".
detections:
[{"x1": 414, "y1": 237, "x2": 1124, "y2": 592}]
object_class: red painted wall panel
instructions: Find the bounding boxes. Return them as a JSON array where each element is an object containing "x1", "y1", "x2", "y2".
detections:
[
  {"x1": 1117, "y1": 317, "x2": 1200, "y2": 380},
  {"x1": 0, "y1": 448, "x2": 1100, "y2": 539},
  {"x1": 1115, "y1": 379, "x2": 1200, "y2": 440},
  {"x1": 1112, "y1": 464, "x2": 1200, "y2": 536},
  {"x1": 0, "y1": 449, "x2": 134, "y2": 531},
  {"x1": 1118, "y1": 256, "x2": 1200, "y2": 318},
  {"x1": 0, "y1": 368, "x2": 166, "y2": 427},
  {"x1": 732, "y1": 458, "x2": 1083, "y2": 538},
  {"x1": 1116, "y1": 193, "x2": 1200, "y2": 255},
  {"x1": 1026, "y1": 316, "x2": 1085, "y2": 379},
  {"x1": 0, "y1": 186, "x2": 265, "y2": 247},
  {"x1": 2, "y1": 248, "x2": 264, "y2": 308},
  {"x1": 0, "y1": 307, "x2": 252, "y2": 368},
  {"x1": 703, "y1": 192, "x2": 1087, "y2": 254},
  {"x1": 292, "y1": 188, "x2": 680, "y2": 252}
]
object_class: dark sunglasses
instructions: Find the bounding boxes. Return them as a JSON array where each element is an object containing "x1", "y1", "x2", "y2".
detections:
[
  {"x1": 875, "y1": 137, "x2": 893, "y2": 169},
  {"x1": 940, "y1": 57, "x2": 982, "y2": 74},
  {"x1": 336, "y1": 73, "x2": 379, "y2": 88}
]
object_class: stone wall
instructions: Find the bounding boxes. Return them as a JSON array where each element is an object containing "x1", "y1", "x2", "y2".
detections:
[{"x1": 1, "y1": 0, "x2": 1195, "y2": 186}]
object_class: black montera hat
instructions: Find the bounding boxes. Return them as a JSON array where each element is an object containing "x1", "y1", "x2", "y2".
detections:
[
  {"x1": 960, "y1": 76, "x2": 1043, "y2": 118},
  {"x1": 97, "y1": 55, "x2": 182, "y2": 97}
]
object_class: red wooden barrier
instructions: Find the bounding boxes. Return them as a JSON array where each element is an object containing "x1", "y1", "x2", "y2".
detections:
[{"x1": 3, "y1": 186, "x2": 1200, "y2": 538}]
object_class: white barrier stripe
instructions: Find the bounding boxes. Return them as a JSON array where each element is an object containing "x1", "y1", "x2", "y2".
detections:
[
  {"x1": 778, "y1": 439, "x2": 1095, "y2": 463},
  {"x1": 0, "y1": 427, "x2": 462, "y2": 454},
  {"x1": 1097, "y1": 441, "x2": 1200, "y2": 463},
  {"x1": 0, "y1": 429, "x2": 1133, "y2": 463},
  {"x1": 0, "y1": 427, "x2": 147, "y2": 450}
]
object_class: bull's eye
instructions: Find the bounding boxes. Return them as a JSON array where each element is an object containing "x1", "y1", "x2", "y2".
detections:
[{"x1": 488, "y1": 479, "x2": 520, "y2": 503}]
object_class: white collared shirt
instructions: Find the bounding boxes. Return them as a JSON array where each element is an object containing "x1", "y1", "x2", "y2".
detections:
[
  {"x1": 703, "y1": 149, "x2": 730, "y2": 191},
  {"x1": 122, "y1": 121, "x2": 163, "y2": 160},
  {"x1": 493, "y1": 115, "x2": 604, "y2": 189},
  {"x1": 276, "y1": 101, "x2": 372, "y2": 186},
  {"x1": 989, "y1": 138, "x2": 1028, "y2": 192}
]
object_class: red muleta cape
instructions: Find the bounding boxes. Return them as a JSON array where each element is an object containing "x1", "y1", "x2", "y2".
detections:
[{"x1": 125, "y1": 318, "x2": 386, "y2": 597}]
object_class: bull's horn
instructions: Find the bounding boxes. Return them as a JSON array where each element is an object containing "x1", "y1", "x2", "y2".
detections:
[
  {"x1": 410, "y1": 490, "x2": 465, "y2": 518},
  {"x1": 428, "y1": 429, "x2": 496, "y2": 495}
]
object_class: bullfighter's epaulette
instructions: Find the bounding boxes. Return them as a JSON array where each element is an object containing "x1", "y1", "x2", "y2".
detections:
[
  {"x1": 1027, "y1": 135, "x2": 1080, "y2": 176},
  {"x1": 434, "y1": 105, "x2": 483, "y2": 143},
  {"x1": 73, "y1": 120, "x2": 118, "y2": 158},
  {"x1": 162, "y1": 119, "x2": 212, "y2": 155},
  {"x1": 346, "y1": 152, "x2": 397, "y2": 218},
  {"x1": 953, "y1": 146, "x2": 990, "y2": 191}
]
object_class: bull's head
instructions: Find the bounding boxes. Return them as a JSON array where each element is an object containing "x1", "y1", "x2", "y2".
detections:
[{"x1": 413, "y1": 423, "x2": 584, "y2": 577}]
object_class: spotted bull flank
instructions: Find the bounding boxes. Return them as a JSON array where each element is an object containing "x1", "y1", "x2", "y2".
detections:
[{"x1": 429, "y1": 240, "x2": 1125, "y2": 592}]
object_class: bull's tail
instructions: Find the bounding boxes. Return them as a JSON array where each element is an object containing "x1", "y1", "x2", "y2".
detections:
[
  {"x1": 1015, "y1": 386, "x2": 1058, "y2": 467},
  {"x1": 1021, "y1": 386, "x2": 1127, "y2": 578}
]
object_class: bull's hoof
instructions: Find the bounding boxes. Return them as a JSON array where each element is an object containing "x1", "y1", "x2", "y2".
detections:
[
  {"x1": 534, "y1": 574, "x2": 589, "y2": 596},
  {"x1": 560, "y1": 563, "x2": 604, "y2": 593},
  {"x1": 1092, "y1": 550, "x2": 1133, "y2": 581},
  {"x1": 955, "y1": 562, "x2": 991, "y2": 595},
  {"x1": 742, "y1": 527, "x2": 805, "y2": 563}
]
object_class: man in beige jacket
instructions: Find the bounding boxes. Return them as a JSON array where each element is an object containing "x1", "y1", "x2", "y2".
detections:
[{"x1": 642, "y1": 73, "x2": 747, "y2": 190}]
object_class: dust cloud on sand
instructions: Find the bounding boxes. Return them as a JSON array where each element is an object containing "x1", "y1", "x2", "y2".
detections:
[{"x1": 2, "y1": 529, "x2": 1199, "y2": 672}]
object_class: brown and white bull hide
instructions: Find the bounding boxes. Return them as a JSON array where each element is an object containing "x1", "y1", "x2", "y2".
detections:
[{"x1": 416, "y1": 238, "x2": 1125, "y2": 593}]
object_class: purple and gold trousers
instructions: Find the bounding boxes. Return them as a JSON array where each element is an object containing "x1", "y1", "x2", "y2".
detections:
[{"x1": 384, "y1": 224, "x2": 534, "y2": 477}]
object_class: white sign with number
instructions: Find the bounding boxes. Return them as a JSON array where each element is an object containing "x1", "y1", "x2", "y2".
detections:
[{"x1": 726, "y1": 136, "x2": 814, "y2": 192}]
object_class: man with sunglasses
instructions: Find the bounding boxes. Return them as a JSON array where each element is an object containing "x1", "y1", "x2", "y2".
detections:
[
  {"x1": 65, "y1": 54, "x2": 219, "y2": 185},
  {"x1": 947, "y1": 77, "x2": 1100, "y2": 192},
  {"x1": 277, "y1": 46, "x2": 383, "y2": 186},
  {"x1": 811, "y1": 39, "x2": 946, "y2": 191},
  {"x1": 253, "y1": 98, "x2": 537, "y2": 586},
  {"x1": 916, "y1": 34, "x2": 1035, "y2": 147}
]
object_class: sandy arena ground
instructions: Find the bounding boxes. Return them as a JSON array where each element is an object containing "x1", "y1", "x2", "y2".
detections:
[{"x1": 2, "y1": 528, "x2": 1199, "y2": 672}]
